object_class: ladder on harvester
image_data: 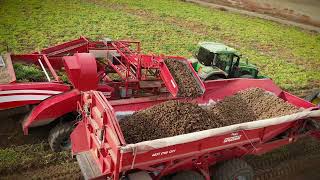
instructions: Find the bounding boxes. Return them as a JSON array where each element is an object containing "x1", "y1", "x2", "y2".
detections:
[{"x1": 109, "y1": 41, "x2": 141, "y2": 81}]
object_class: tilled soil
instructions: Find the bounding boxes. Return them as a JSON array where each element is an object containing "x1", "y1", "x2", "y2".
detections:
[
  {"x1": 164, "y1": 58, "x2": 203, "y2": 97},
  {"x1": 120, "y1": 88, "x2": 300, "y2": 144},
  {"x1": 0, "y1": 109, "x2": 80, "y2": 180},
  {"x1": 246, "y1": 137, "x2": 320, "y2": 180}
]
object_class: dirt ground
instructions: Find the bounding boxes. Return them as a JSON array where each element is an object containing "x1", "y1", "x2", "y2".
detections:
[
  {"x1": 201, "y1": 0, "x2": 320, "y2": 27},
  {"x1": 0, "y1": 109, "x2": 81, "y2": 179}
]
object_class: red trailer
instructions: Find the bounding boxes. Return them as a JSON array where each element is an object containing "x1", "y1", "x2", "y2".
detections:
[{"x1": 71, "y1": 78, "x2": 320, "y2": 180}]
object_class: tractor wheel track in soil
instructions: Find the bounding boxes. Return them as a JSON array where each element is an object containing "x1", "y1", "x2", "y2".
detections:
[
  {"x1": 253, "y1": 153, "x2": 320, "y2": 180},
  {"x1": 245, "y1": 137, "x2": 320, "y2": 179},
  {"x1": 1, "y1": 163, "x2": 81, "y2": 180}
]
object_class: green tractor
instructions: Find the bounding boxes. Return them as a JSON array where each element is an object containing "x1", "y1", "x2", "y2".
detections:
[{"x1": 189, "y1": 42, "x2": 266, "y2": 80}]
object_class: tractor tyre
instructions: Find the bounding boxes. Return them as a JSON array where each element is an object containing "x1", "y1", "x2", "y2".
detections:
[
  {"x1": 48, "y1": 122, "x2": 74, "y2": 152},
  {"x1": 171, "y1": 171, "x2": 205, "y2": 180},
  {"x1": 305, "y1": 90, "x2": 320, "y2": 105},
  {"x1": 240, "y1": 74, "x2": 254, "y2": 78},
  {"x1": 205, "y1": 75, "x2": 224, "y2": 81},
  {"x1": 211, "y1": 158, "x2": 254, "y2": 180}
]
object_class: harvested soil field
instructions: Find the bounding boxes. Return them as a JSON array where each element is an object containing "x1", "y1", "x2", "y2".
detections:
[
  {"x1": 0, "y1": 108, "x2": 80, "y2": 179},
  {"x1": 120, "y1": 88, "x2": 300, "y2": 144},
  {"x1": 164, "y1": 58, "x2": 203, "y2": 97}
]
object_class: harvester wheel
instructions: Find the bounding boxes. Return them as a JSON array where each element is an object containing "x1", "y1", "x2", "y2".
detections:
[
  {"x1": 48, "y1": 122, "x2": 74, "y2": 152},
  {"x1": 171, "y1": 170, "x2": 205, "y2": 180},
  {"x1": 211, "y1": 158, "x2": 254, "y2": 180}
]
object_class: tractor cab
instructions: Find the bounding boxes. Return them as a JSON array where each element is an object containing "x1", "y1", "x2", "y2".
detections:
[{"x1": 189, "y1": 42, "x2": 262, "y2": 80}]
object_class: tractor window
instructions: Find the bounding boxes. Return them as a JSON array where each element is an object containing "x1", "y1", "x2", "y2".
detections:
[
  {"x1": 216, "y1": 54, "x2": 231, "y2": 70},
  {"x1": 217, "y1": 54, "x2": 231, "y2": 62},
  {"x1": 197, "y1": 47, "x2": 215, "y2": 66}
]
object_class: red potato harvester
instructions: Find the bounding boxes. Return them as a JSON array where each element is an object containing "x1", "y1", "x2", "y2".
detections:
[{"x1": 0, "y1": 37, "x2": 203, "y2": 151}]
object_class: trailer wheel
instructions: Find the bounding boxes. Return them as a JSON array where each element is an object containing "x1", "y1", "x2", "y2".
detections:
[
  {"x1": 171, "y1": 170, "x2": 205, "y2": 180},
  {"x1": 211, "y1": 159, "x2": 254, "y2": 180},
  {"x1": 48, "y1": 122, "x2": 74, "y2": 152}
]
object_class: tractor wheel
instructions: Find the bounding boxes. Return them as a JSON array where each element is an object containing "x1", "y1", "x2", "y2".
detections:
[
  {"x1": 240, "y1": 74, "x2": 254, "y2": 78},
  {"x1": 48, "y1": 122, "x2": 74, "y2": 152},
  {"x1": 171, "y1": 171, "x2": 205, "y2": 180},
  {"x1": 305, "y1": 90, "x2": 320, "y2": 105},
  {"x1": 211, "y1": 159, "x2": 254, "y2": 180},
  {"x1": 205, "y1": 75, "x2": 224, "y2": 81}
]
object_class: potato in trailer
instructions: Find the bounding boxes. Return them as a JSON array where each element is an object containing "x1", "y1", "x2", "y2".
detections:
[{"x1": 71, "y1": 79, "x2": 320, "y2": 180}]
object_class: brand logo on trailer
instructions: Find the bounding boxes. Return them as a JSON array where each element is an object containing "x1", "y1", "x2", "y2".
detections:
[
  {"x1": 152, "y1": 149, "x2": 176, "y2": 157},
  {"x1": 223, "y1": 132, "x2": 242, "y2": 143}
]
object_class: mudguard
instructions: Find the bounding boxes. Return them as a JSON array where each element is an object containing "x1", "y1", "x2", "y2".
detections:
[
  {"x1": 0, "y1": 82, "x2": 70, "y2": 110},
  {"x1": 22, "y1": 89, "x2": 81, "y2": 134}
]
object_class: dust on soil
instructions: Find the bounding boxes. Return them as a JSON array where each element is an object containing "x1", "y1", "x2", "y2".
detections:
[
  {"x1": 164, "y1": 58, "x2": 203, "y2": 97},
  {"x1": 120, "y1": 88, "x2": 300, "y2": 144}
]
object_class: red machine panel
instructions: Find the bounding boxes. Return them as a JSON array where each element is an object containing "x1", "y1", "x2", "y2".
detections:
[{"x1": 63, "y1": 53, "x2": 98, "y2": 91}]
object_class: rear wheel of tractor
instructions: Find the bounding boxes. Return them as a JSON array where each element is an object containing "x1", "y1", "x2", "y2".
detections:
[
  {"x1": 205, "y1": 75, "x2": 224, "y2": 81},
  {"x1": 211, "y1": 159, "x2": 254, "y2": 180},
  {"x1": 171, "y1": 170, "x2": 205, "y2": 180},
  {"x1": 240, "y1": 74, "x2": 254, "y2": 78},
  {"x1": 48, "y1": 122, "x2": 74, "y2": 152},
  {"x1": 305, "y1": 90, "x2": 320, "y2": 105}
]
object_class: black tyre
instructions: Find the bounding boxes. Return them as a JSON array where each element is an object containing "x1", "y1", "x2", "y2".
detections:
[
  {"x1": 171, "y1": 170, "x2": 205, "y2": 180},
  {"x1": 240, "y1": 74, "x2": 254, "y2": 78},
  {"x1": 305, "y1": 90, "x2": 320, "y2": 105},
  {"x1": 48, "y1": 122, "x2": 74, "y2": 152},
  {"x1": 211, "y1": 159, "x2": 254, "y2": 180},
  {"x1": 205, "y1": 75, "x2": 224, "y2": 81}
]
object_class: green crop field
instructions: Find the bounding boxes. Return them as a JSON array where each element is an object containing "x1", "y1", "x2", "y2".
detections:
[
  {"x1": 1, "y1": 0, "x2": 320, "y2": 93},
  {"x1": 0, "y1": 0, "x2": 320, "y2": 178}
]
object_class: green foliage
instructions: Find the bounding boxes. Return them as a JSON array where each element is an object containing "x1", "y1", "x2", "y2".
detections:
[
  {"x1": 13, "y1": 63, "x2": 45, "y2": 82},
  {"x1": 0, "y1": 0, "x2": 319, "y2": 91},
  {"x1": 57, "y1": 71, "x2": 70, "y2": 84}
]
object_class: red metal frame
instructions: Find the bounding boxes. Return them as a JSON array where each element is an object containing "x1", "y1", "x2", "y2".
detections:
[
  {"x1": 0, "y1": 36, "x2": 206, "y2": 146},
  {"x1": 71, "y1": 79, "x2": 320, "y2": 180}
]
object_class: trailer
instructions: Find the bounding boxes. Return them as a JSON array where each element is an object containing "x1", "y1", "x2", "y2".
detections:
[
  {"x1": 0, "y1": 36, "x2": 201, "y2": 151},
  {"x1": 71, "y1": 78, "x2": 320, "y2": 180}
]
